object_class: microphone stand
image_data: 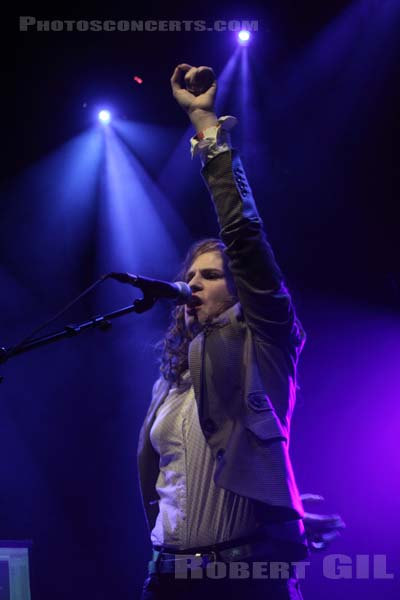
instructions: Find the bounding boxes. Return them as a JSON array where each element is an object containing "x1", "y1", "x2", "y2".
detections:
[{"x1": 0, "y1": 293, "x2": 157, "y2": 383}]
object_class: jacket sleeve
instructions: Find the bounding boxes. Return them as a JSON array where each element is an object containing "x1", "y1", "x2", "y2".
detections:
[{"x1": 202, "y1": 149, "x2": 303, "y2": 346}]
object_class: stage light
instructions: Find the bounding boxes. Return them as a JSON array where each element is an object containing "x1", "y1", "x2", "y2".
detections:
[
  {"x1": 238, "y1": 30, "x2": 250, "y2": 44},
  {"x1": 98, "y1": 110, "x2": 111, "y2": 124}
]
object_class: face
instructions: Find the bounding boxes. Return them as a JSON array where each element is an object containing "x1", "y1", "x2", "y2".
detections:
[{"x1": 184, "y1": 251, "x2": 233, "y2": 331}]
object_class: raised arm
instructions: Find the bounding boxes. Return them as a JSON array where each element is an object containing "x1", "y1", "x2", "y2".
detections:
[{"x1": 171, "y1": 64, "x2": 302, "y2": 346}]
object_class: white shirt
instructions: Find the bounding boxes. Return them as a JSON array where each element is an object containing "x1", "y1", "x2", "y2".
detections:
[{"x1": 149, "y1": 371, "x2": 261, "y2": 549}]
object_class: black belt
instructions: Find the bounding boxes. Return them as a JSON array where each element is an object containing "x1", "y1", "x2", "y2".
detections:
[{"x1": 148, "y1": 537, "x2": 296, "y2": 575}]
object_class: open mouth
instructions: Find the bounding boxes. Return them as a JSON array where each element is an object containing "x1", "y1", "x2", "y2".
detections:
[{"x1": 187, "y1": 295, "x2": 203, "y2": 308}]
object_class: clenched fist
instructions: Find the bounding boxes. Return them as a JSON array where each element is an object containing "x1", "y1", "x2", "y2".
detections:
[{"x1": 170, "y1": 63, "x2": 217, "y2": 133}]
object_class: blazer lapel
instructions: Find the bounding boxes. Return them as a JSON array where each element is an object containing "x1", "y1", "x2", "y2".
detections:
[{"x1": 188, "y1": 331, "x2": 204, "y2": 418}]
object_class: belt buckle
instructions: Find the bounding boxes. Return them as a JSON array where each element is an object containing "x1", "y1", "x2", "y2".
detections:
[{"x1": 196, "y1": 550, "x2": 217, "y2": 568}]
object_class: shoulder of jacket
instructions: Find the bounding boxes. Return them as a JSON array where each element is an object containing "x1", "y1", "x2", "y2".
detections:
[{"x1": 152, "y1": 376, "x2": 170, "y2": 399}]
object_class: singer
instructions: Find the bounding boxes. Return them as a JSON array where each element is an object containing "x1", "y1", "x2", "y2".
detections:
[{"x1": 138, "y1": 64, "x2": 339, "y2": 600}]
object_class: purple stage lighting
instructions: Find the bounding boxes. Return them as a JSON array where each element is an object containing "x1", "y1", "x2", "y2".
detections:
[
  {"x1": 238, "y1": 30, "x2": 250, "y2": 44},
  {"x1": 98, "y1": 110, "x2": 111, "y2": 124}
]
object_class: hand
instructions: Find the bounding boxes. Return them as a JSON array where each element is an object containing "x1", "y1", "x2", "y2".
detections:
[
  {"x1": 170, "y1": 63, "x2": 218, "y2": 132},
  {"x1": 301, "y1": 493, "x2": 346, "y2": 552}
]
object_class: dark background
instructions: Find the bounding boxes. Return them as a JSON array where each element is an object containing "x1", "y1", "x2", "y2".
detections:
[{"x1": 1, "y1": 1, "x2": 399, "y2": 598}]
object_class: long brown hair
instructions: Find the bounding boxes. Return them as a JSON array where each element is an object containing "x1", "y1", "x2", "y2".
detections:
[{"x1": 158, "y1": 238, "x2": 237, "y2": 385}]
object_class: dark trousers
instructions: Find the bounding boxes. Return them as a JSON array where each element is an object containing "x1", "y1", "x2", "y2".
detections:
[{"x1": 140, "y1": 570, "x2": 304, "y2": 599}]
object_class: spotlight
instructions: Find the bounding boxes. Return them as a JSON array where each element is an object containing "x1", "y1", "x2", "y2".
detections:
[
  {"x1": 238, "y1": 30, "x2": 251, "y2": 44},
  {"x1": 98, "y1": 110, "x2": 111, "y2": 124}
]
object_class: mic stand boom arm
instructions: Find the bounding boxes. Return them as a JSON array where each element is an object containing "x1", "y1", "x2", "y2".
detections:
[{"x1": 0, "y1": 293, "x2": 156, "y2": 378}]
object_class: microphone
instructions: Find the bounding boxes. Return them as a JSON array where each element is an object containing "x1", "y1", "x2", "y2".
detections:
[{"x1": 106, "y1": 272, "x2": 192, "y2": 305}]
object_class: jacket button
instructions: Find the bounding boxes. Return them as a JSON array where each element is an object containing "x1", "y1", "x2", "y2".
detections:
[
  {"x1": 248, "y1": 394, "x2": 266, "y2": 409},
  {"x1": 202, "y1": 418, "x2": 217, "y2": 435},
  {"x1": 216, "y1": 448, "x2": 225, "y2": 461}
]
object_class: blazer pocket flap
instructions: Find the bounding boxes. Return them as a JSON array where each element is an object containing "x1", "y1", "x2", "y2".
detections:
[
  {"x1": 243, "y1": 411, "x2": 287, "y2": 441},
  {"x1": 247, "y1": 391, "x2": 275, "y2": 412}
]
